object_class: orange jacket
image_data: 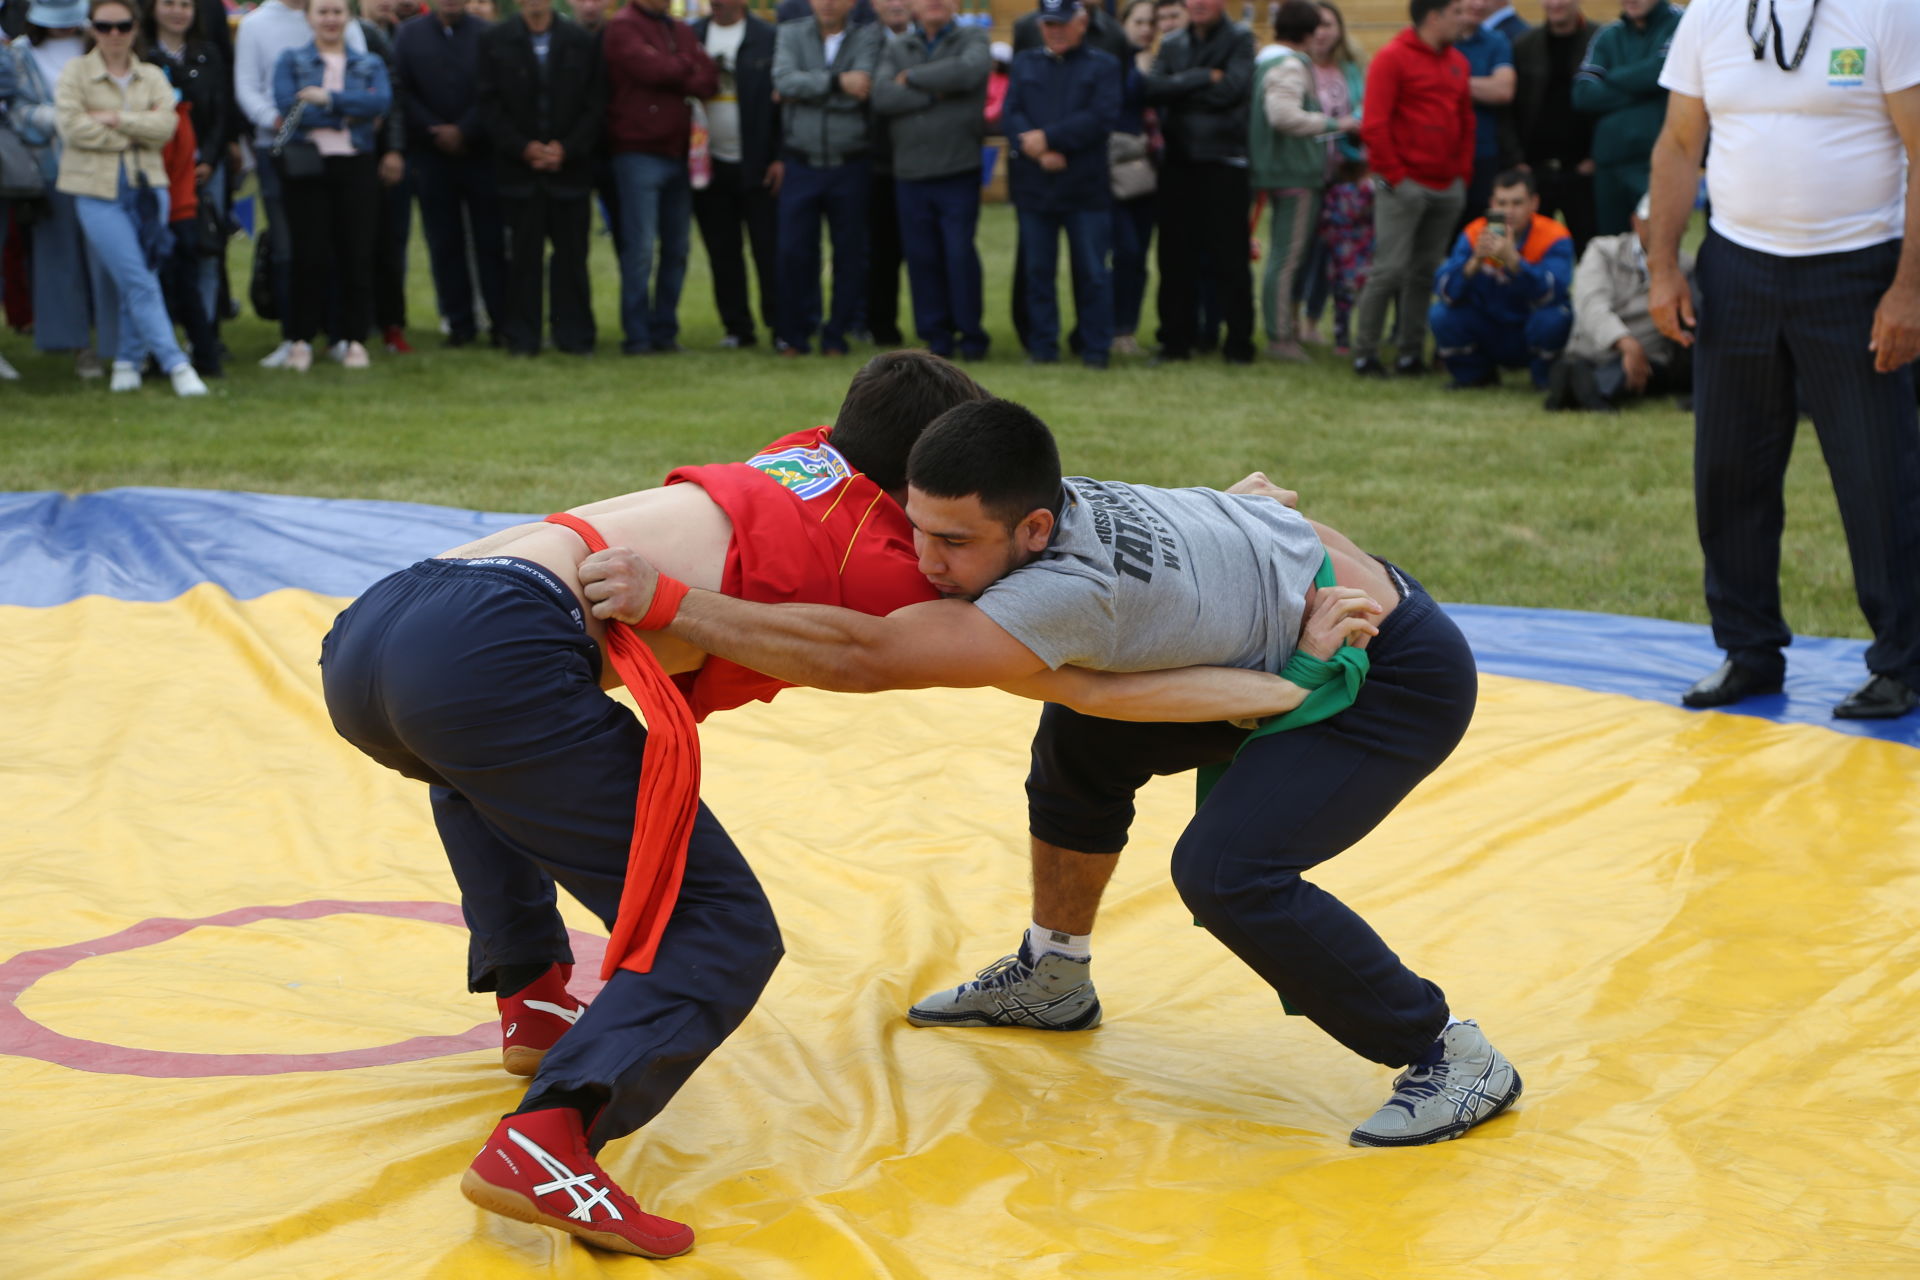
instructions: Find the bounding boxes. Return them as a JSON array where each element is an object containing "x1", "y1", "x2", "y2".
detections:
[{"x1": 162, "y1": 103, "x2": 198, "y2": 224}]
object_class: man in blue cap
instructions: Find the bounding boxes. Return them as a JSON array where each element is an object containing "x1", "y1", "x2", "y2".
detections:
[{"x1": 1001, "y1": 0, "x2": 1120, "y2": 368}]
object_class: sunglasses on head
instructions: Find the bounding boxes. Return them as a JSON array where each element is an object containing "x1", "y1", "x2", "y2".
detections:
[{"x1": 92, "y1": 18, "x2": 135, "y2": 32}]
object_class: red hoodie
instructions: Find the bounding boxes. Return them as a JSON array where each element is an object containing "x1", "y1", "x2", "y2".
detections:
[
  {"x1": 1360, "y1": 27, "x2": 1474, "y2": 191},
  {"x1": 603, "y1": 5, "x2": 719, "y2": 158}
]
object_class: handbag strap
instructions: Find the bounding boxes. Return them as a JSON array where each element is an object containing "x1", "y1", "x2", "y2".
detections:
[{"x1": 271, "y1": 101, "x2": 307, "y2": 154}]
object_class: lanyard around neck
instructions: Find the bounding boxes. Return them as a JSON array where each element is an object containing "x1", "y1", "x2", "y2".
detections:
[{"x1": 1746, "y1": 0, "x2": 1820, "y2": 72}]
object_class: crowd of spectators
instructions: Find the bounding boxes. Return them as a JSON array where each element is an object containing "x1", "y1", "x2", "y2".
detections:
[{"x1": 0, "y1": 0, "x2": 1691, "y2": 408}]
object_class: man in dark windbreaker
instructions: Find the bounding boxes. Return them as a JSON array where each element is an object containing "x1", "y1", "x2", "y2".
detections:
[{"x1": 1002, "y1": 0, "x2": 1120, "y2": 369}]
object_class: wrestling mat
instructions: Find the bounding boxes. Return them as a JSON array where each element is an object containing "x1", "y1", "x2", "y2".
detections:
[{"x1": 3, "y1": 488, "x2": 1918, "y2": 1279}]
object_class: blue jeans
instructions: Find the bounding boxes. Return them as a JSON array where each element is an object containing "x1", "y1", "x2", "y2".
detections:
[
  {"x1": 76, "y1": 173, "x2": 186, "y2": 371},
  {"x1": 197, "y1": 163, "x2": 226, "y2": 324},
  {"x1": 256, "y1": 150, "x2": 296, "y2": 338},
  {"x1": 1110, "y1": 194, "x2": 1155, "y2": 336},
  {"x1": 1017, "y1": 206, "x2": 1113, "y2": 365},
  {"x1": 895, "y1": 171, "x2": 986, "y2": 357},
  {"x1": 777, "y1": 156, "x2": 869, "y2": 353},
  {"x1": 1428, "y1": 299, "x2": 1573, "y2": 388},
  {"x1": 611, "y1": 151, "x2": 692, "y2": 353}
]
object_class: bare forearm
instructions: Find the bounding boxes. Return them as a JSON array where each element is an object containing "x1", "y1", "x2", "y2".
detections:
[
  {"x1": 1898, "y1": 172, "x2": 1920, "y2": 291},
  {"x1": 669, "y1": 591, "x2": 901, "y2": 693},
  {"x1": 1004, "y1": 664, "x2": 1308, "y2": 723},
  {"x1": 1644, "y1": 128, "x2": 1699, "y2": 271}
]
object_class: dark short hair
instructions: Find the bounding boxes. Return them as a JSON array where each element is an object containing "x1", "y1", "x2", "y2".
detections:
[
  {"x1": 830, "y1": 351, "x2": 990, "y2": 494},
  {"x1": 906, "y1": 399, "x2": 1063, "y2": 529},
  {"x1": 1492, "y1": 167, "x2": 1538, "y2": 196},
  {"x1": 1153, "y1": 0, "x2": 1183, "y2": 10},
  {"x1": 1408, "y1": 0, "x2": 1451, "y2": 26},
  {"x1": 1272, "y1": 0, "x2": 1320, "y2": 42}
]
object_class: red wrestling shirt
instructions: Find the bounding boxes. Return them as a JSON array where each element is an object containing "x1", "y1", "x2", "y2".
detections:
[{"x1": 664, "y1": 427, "x2": 939, "y2": 721}]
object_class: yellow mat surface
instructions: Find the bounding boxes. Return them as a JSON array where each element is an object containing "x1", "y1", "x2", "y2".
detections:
[{"x1": 5, "y1": 585, "x2": 1920, "y2": 1278}]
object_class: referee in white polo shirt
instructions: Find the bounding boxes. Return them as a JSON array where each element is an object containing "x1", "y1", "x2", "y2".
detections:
[{"x1": 1644, "y1": 0, "x2": 1920, "y2": 719}]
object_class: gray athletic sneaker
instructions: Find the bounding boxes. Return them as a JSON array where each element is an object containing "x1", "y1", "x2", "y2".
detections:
[
  {"x1": 1348, "y1": 1019, "x2": 1522, "y2": 1147},
  {"x1": 906, "y1": 940, "x2": 1103, "y2": 1030}
]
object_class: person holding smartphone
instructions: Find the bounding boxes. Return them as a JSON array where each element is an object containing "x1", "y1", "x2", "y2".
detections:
[{"x1": 1427, "y1": 165, "x2": 1573, "y2": 388}]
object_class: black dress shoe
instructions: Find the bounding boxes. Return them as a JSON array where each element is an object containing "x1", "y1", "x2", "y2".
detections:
[
  {"x1": 1353, "y1": 356, "x2": 1387, "y2": 379},
  {"x1": 1832, "y1": 673, "x2": 1919, "y2": 720},
  {"x1": 1393, "y1": 354, "x2": 1428, "y2": 376},
  {"x1": 1681, "y1": 658, "x2": 1784, "y2": 709}
]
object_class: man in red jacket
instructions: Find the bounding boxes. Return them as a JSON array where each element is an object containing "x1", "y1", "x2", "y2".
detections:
[
  {"x1": 604, "y1": 0, "x2": 719, "y2": 354},
  {"x1": 1351, "y1": 0, "x2": 1476, "y2": 378}
]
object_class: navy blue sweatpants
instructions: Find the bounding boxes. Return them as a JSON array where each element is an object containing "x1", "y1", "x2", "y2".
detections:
[
  {"x1": 319, "y1": 557, "x2": 784, "y2": 1149},
  {"x1": 1025, "y1": 569, "x2": 1475, "y2": 1068}
]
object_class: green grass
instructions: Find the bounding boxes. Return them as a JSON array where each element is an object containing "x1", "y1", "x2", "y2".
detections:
[{"x1": 0, "y1": 202, "x2": 1869, "y2": 638}]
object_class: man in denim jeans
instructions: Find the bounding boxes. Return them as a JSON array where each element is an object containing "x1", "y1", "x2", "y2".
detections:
[
  {"x1": 772, "y1": 0, "x2": 882, "y2": 356},
  {"x1": 604, "y1": 0, "x2": 717, "y2": 355}
]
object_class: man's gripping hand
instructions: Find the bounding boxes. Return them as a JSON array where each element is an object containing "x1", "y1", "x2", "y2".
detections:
[
  {"x1": 1225, "y1": 471, "x2": 1299, "y2": 507},
  {"x1": 578, "y1": 548, "x2": 661, "y2": 625},
  {"x1": 1301, "y1": 584, "x2": 1383, "y2": 655}
]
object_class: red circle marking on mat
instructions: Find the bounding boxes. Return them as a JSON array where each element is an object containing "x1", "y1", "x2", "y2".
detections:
[{"x1": 0, "y1": 900, "x2": 606, "y2": 1078}]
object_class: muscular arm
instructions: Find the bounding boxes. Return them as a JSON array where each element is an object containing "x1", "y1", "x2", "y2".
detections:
[
  {"x1": 1644, "y1": 89, "x2": 1706, "y2": 345},
  {"x1": 577, "y1": 549, "x2": 1382, "y2": 720},
  {"x1": 1871, "y1": 84, "x2": 1920, "y2": 372}
]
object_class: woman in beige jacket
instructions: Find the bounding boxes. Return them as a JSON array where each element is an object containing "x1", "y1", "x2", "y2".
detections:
[{"x1": 54, "y1": 0, "x2": 205, "y2": 395}]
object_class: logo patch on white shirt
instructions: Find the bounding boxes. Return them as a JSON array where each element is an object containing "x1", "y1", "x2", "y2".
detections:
[{"x1": 1829, "y1": 46, "x2": 1866, "y2": 87}]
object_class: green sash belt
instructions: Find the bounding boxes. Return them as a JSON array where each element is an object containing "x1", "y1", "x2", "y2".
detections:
[{"x1": 1190, "y1": 551, "x2": 1371, "y2": 1014}]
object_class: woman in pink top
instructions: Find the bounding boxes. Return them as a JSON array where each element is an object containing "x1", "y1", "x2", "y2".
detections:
[{"x1": 270, "y1": 0, "x2": 390, "y2": 370}]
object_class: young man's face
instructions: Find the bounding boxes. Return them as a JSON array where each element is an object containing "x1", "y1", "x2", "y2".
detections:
[
  {"x1": 1488, "y1": 181, "x2": 1539, "y2": 228},
  {"x1": 904, "y1": 490, "x2": 1051, "y2": 602}
]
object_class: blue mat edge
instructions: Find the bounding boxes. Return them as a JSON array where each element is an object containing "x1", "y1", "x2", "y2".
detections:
[{"x1": 2, "y1": 487, "x2": 1911, "y2": 748}]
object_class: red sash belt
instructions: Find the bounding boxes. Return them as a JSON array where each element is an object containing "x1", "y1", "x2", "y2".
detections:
[{"x1": 546, "y1": 512, "x2": 700, "y2": 979}]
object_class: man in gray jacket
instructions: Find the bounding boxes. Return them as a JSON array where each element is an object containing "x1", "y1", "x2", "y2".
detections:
[
  {"x1": 1544, "y1": 194, "x2": 1691, "y2": 411},
  {"x1": 872, "y1": 0, "x2": 991, "y2": 359},
  {"x1": 773, "y1": 0, "x2": 884, "y2": 355}
]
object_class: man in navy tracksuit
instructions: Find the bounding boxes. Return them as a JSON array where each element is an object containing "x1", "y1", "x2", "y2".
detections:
[{"x1": 1002, "y1": 0, "x2": 1119, "y2": 369}]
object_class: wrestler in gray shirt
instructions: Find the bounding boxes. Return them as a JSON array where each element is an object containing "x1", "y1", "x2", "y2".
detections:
[{"x1": 973, "y1": 478, "x2": 1327, "y2": 674}]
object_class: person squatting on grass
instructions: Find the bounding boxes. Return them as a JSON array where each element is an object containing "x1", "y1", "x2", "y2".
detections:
[
  {"x1": 581, "y1": 396, "x2": 1523, "y2": 1156},
  {"x1": 317, "y1": 352, "x2": 1367, "y2": 1257}
]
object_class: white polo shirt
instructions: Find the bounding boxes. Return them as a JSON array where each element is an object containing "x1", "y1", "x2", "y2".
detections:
[{"x1": 1659, "y1": 0, "x2": 1920, "y2": 256}]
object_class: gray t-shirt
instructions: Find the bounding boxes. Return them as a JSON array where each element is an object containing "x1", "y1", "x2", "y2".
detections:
[{"x1": 975, "y1": 478, "x2": 1326, "y2": 673}]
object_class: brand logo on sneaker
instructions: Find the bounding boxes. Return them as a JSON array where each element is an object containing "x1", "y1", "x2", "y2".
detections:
[
  {"x1": 505, "y1": 1021, "x2": 518, "y2": 1038},
  {"x1": 505, "y1": 1127, "x2": 623, "y2": 1223},
  {"x1": 524, "y1": 999, "x2": 582, "y2": 1025},
  {"x1": 492, "y1": 1148, "x2": 522, "y2": 1178}
]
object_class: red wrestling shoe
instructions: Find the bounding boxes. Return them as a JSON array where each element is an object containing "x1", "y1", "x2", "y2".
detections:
[
  {"x1": 499, "y1": 963, "x2": 586, "y2": 1076},
  {"x1": 460, "y1": 1108, "x2": 695, "y2": 1258}
]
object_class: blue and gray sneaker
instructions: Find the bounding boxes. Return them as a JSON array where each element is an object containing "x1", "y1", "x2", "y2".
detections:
[
  {"x1": 906, "y1": 940, "x2": 1103, "y2": 1030},
  {"x1": 1348, "y1": 1019, "x2": 1522, "y2": 1147}
]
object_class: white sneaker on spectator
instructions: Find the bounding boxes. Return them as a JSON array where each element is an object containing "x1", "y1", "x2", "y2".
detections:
[
  {"x1": 0, "y1": 351, "x2": 19, "y2": 381},
  {"x1": 109, "y1": 361, "x2": 141, "y2": 392},
  {"x1": 341, "y1": 342, "x2": 370, "y2": 370},
  {"x1": 168, "y1": 364, "x2": 209, "y2": 397},
  {"x1": 259, "y1": 341, "x2": 293, "y2": 369},
  {"x1": 76, "y1": 350, "x2": 105, "y2": 380},
  {"x1": 286, "y1": 341, "x2": 313, "y2": 373},
  {"x1": 327, "y1": 340, "x2": 349, "y2": 364}
]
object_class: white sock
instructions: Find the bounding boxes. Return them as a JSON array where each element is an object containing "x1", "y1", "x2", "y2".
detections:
[{"x1": 1026, "y1": 921, "x2": 1092, "y2": 961}]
